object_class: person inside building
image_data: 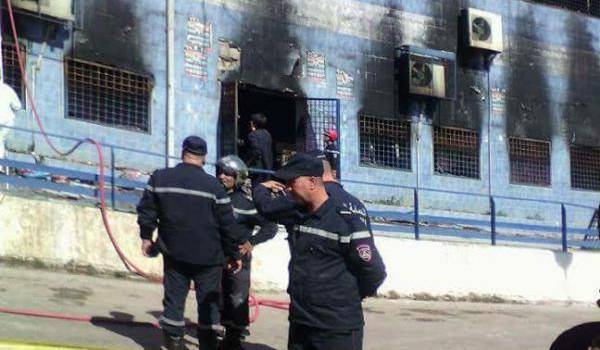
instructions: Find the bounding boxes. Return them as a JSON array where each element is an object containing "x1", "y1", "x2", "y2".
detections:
[
  {"x1": 252, "y1": 153, "x2": 386, "y2": 350},
  {"x1": 216, "y1": 155, "x2": 278, "y2": 350},
  {"x1": 322, "y1": 128, "x2": 339, "y2": 179},
  {"x1": 245, "y1": 113, "x2": 273, "y2": 186},
  {"x1": 137, "y1": 136, "x2": 245, "y2": 350}
]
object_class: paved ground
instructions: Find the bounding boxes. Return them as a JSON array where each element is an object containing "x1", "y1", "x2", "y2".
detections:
[{"x1": 0, "y1": 264, "x2": 598, "y2": 350}]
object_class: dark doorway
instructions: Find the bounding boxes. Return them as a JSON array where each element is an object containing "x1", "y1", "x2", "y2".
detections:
[
  {"x1": 218, "y1": 82, "x2": 340, "y2": 172},
  {"x1": 238, "y1": 84, "x2": 298, "y2": 169}
]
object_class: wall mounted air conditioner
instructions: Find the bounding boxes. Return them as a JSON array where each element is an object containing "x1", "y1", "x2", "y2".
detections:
[
  {"x1": 10, "y1": 0, "x2": 74, "y2": 21},
  {"x1": 464, "y1": 8, "x2": 503, "y2": 53},
  {"x1": 395, "y1": 46, "x2": 456, "y2": 100},
  {"x1": 408, "y1": 60, "x2": 445, "y2": 98}
]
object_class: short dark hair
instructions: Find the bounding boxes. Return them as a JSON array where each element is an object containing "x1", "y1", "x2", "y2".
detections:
[{"x1": 250, "y1": 113, "x2": 268, "y2": 129}]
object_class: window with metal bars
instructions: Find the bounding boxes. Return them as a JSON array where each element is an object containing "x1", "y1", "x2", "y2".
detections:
[
  {"x1": 359, "y1": 115, "x2": 411, "y2": 170},
  {"x1": 433, "y1": 127, "x2": 480, "y2": 179},
  {"x1": 526, "y1": 0, "x2": 600, "y2": 17},
  {"x1": 509, "y1": 138, "x2": 551, "y2": 187},
  {"x1": 570, "y1": 145, "x2": 600, "y2": 191},
  {"x1": 2, "y1": 40, "x2": 25, "y2": 102},
  {"x1": 65, "y1": 58, "x2": 153, "y2": 132}
]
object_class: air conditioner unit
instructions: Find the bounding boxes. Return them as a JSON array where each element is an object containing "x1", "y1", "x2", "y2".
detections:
[
  {"x1": 409, "y1": 61, "x2": 445, "y2": 98},
  {"x1": 395, "y1": 46, "x2": 456, "y2": 100},
  {"x1": 464, "y1": 8, "x2": 503, "y2": 53},
  {"x1": 10, "y1": 0, "x2": 74, "y2": 22}
]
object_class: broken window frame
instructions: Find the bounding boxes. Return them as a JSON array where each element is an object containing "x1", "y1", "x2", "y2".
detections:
[
  {"x1": 433, "y1": 126, "x2": 481, "y2": 180},
  {"x1": 570, "y1": 144, "x2": 600, "y2": 192},
  {"x1": 508, "y1": 137, "x2": 552, "y2": 187},
  {"x1": 358, "y1": 115, "x2": 412, "y2": 171},
  {"x1": 64, "y1": 57, "x2": 153, "y2": 133}
]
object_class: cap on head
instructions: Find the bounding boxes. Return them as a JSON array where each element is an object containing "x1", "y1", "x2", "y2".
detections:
[
  {"x1": 182, "y1": 136, "x2": 207, "y2": 156},
  {"x1": 273, "y1": 153, "x2": 324, "y2": 182},
  {"x1": 324, "y1": 129, "x2": 338, "y2": 141}
]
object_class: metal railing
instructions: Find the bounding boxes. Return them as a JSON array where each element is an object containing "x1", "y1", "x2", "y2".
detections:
[{"x1": 0, "y1": 124, "x2": 598, "y2": 252}]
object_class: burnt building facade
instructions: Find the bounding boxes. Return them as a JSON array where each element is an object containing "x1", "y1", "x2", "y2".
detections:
[{"x1": 1, "y1": 0, "x2": 599, "y2": 222}]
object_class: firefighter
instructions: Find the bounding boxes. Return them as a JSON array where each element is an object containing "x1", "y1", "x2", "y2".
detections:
[
  {"x1": 323, "y1": 129, "x2": 339, "y2": 178},
  {"x1": 254, "y1": 150, "x2": 374, "y2": 234},
  {"x1": 137, "y1": 136, "x2": 244, "y2": 350},
  {"x1": 216, "y1": 155, "x2": 278, "y2": 350},
  {"x1": 253, "y1": 153, "x2": 386, "y2": 350}
]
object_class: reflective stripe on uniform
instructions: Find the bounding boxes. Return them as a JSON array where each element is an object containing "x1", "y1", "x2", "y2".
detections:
[
  {"x1": 350, "y1": 230, "x2": 371, "y2": 240},
  {"x1": 159, "y1": 315, "x2": 185, "y2": 327},
  {"x1": 233, "y1": 207, "x2": 258, "y2": 215},
  {"x1": 145, "y1": 186, "x2": 231, "y2": 204},
  {"x1": 294, "y1": 225, "x2": 341, "y2": 242}
]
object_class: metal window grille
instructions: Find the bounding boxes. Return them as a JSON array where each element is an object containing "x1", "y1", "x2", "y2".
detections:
[
  {"x1": 2, "y1": 40, "x2": 25, "y2": 102},
  {"x1": 65, "y1": 58, "x2": 152, "y2": 132},
  {"x1": 570, "y1": 145, "x2": 600, "y2": 191},
  {"x1": 433, "y1": 127, "x2": 480, "y2": 179},
  {"x1": 509, "y1": 138, "x2": 551, "y2": 187},
  {"x1": 359, "y1": 115, "x2": 411, "y2": 170},
  {"x1": 303, "y1": 98, "x2": 339, "y2": 152},
  {"x1": 526, "y1": 0, "x2": 600, "y2": 17}
]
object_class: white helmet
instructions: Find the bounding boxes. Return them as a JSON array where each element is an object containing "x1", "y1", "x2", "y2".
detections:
[{"x1": 217, "y1": 155, "x2": 249, "y2": 186}]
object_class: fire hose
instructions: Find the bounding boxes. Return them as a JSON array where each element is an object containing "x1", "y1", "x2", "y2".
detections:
[{"x1": 0, "y1": 0, "x2": 288, "y2": 329}]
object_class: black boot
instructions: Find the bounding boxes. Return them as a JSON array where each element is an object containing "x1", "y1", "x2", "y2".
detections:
[
  {"x1": 222, "y1": 328, "x2": 244, "y2": 350},
  {"x1": 162, "y1": 330, "x2": 188, "y2": 350},
  {"x1": 198, "y1": 329, "x2": 219, "y2": 350}
]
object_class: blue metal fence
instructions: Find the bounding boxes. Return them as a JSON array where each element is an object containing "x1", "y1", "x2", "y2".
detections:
[{"x1": 0, "y1": 124, "x2": 598, "y2": 252}]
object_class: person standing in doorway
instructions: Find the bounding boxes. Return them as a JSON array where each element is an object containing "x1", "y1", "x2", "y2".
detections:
[{"x1": 246, "y1": 113, "x2": 273, "y2": 186}]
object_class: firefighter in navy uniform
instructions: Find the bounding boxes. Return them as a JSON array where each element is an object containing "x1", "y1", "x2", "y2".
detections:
[
  {"x1": 252, "y1": 153, "x2": 386, "y2": 350},
  {"x1": 216, "y1": 155, "x2": 278, "y2": 350},
  {"x1": 137, "y1": 136, "x2": 244, "y2": 350},
  {"x1": 254, "y1": 150, "x2": 374, "y2": 234}
]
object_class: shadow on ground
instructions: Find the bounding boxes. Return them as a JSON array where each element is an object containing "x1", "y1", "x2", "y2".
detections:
[{"x1": 91, "y1": 311, "x2": 277, "y2": 350}]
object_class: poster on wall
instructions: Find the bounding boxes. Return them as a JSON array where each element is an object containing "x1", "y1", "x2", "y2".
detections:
[
  {"x1": 306, "y1": 50, "x2": 326, "y2": 86},
  {"x1": 184, "y1": 17, "x2": 212, "y2": 80},
  {"x1": 336, "y1": 69, "x2": 354, "y2": 100},
  {"x1": 491, "y1": 88, "x2": 506, "y2": 114}
]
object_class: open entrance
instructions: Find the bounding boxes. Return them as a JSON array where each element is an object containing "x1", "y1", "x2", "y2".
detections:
[{"x1": 218, "y1": 82, "x2": 340, "y2": 173}]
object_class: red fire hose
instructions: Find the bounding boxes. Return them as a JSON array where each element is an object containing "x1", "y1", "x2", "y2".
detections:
[{"x1": 1, "y1": 0, "x2": 288, "y2": 328}]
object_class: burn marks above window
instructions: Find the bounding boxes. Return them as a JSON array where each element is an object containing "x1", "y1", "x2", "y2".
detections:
[
  {"x1": 359, "y1": 115, "x2": 411, "y2": 170},
  {"x1": 570, "y1": 145, "x2": 600, "y2": 191},
  {"x1": 65, "y1": 58, "x2": 153, "y2": 132},
  {"x1": 2, "y1": 40, "x2": 25, "y2": 102},
  {"x1": 433, "y1": 127, "x2": 480, "y2": 179},
  {"x1": 509, "y1": 138, "x2": 551, "y2": 187},
  {"x1": 526, "y1": 0, "x2": 600, "y2": 17}
]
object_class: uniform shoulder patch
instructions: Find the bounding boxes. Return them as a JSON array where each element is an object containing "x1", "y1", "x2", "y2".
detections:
[{"x1": 356, "y1": 244, "x2": 372, "y2": 262}]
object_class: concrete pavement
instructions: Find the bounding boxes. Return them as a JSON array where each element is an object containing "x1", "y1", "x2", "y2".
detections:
[{"x1": 0, "y1": 264, "x2": 598, "y2": 350}]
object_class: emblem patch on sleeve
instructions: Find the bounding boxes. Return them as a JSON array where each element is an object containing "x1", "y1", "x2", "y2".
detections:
[{"x1": 356, "y1": 244, "x2": 372, "y2": 262}]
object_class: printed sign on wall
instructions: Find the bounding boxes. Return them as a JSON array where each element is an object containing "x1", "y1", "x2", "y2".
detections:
[
  {"x1": 491, "y1": 88, "x2": 506, "y2": 114},
  {"x1": 184, "y1": 17, "x2": 212, "y2": 80},
  {"x1": 336, "y1": 69, "x2": 354, "y2": 100},
  {"x1": 306, "y1": 50, "x2": 326, "y2": 86}
]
